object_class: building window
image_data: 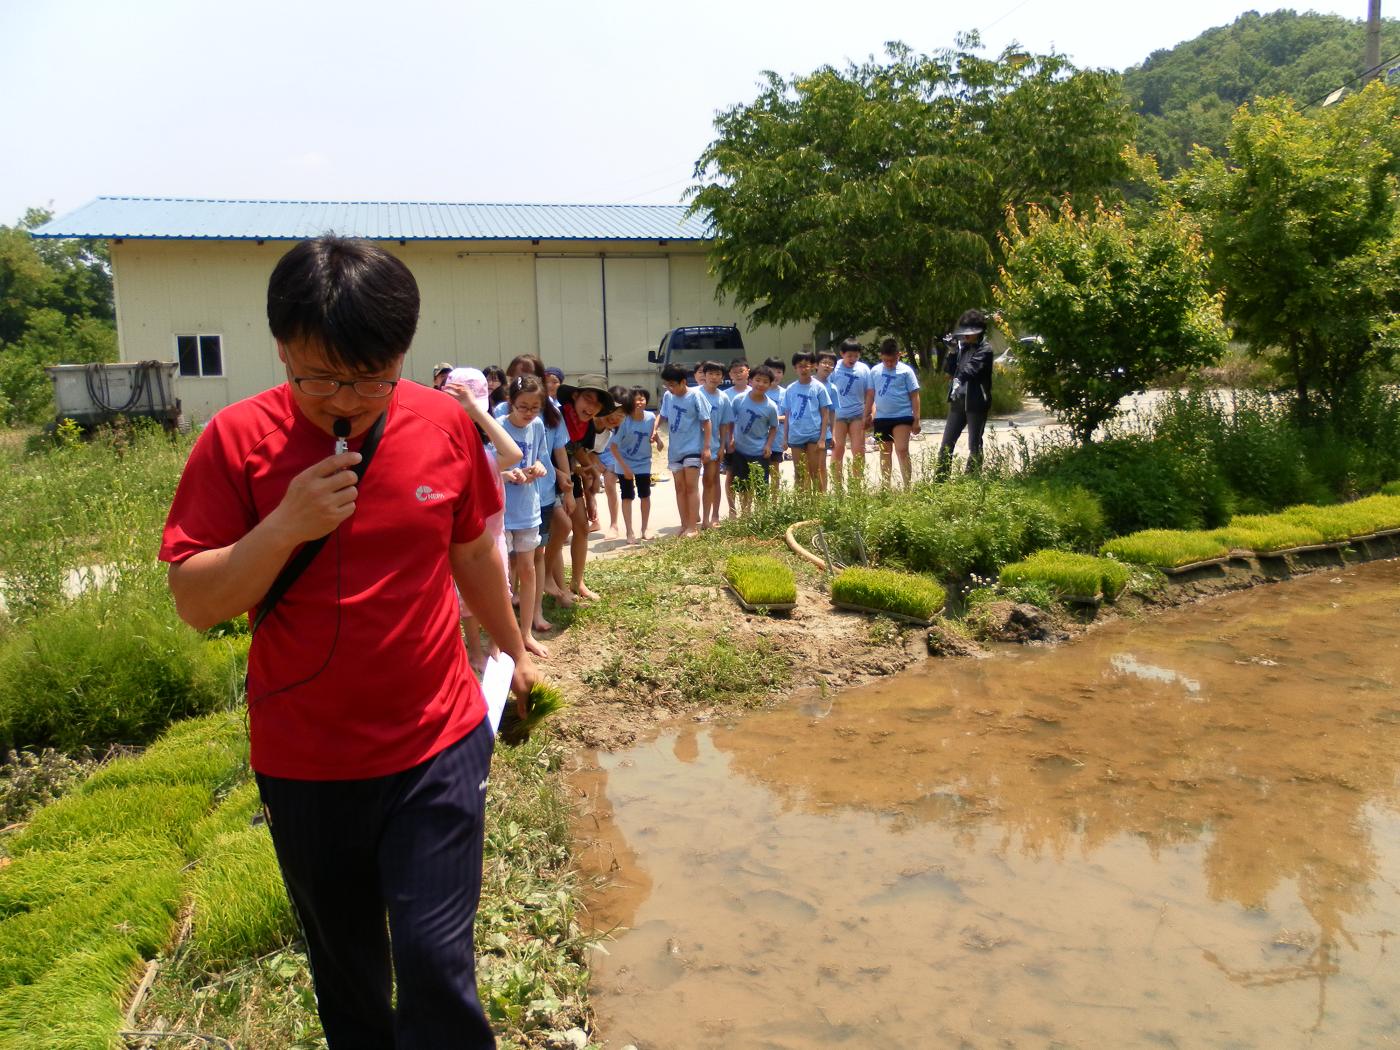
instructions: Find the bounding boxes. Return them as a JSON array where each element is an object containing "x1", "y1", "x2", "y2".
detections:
[{"x1": 176, "y1": 334, "x2": 223, "y2": 377}]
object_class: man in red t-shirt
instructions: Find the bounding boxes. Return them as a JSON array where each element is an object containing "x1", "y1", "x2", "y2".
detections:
[{"x1": 160, "y1": 236, "x2": 537, "y2": 1049}]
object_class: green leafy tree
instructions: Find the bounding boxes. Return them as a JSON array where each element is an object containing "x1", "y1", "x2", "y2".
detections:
[
  {"x1": 997, "y1": 200, "x2": 1227, "y2": 443},
  {"x1": 690, "y1": 37, "x2": 1133, "y2": 368},
  {"x1": 1125, "y1": 10, "x2": 1400, "y2": 176},
  {"x1": 1181, "y1": 85, "x2": 1400, "y2": 416},
  {"x1": 0, "y1": 208, "x2": 116, "y2": 425}
]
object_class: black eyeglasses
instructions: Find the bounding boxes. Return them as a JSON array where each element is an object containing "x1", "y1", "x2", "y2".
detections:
[{"x1": 291, "y1": 376, "x2": 398, "y2": 398}]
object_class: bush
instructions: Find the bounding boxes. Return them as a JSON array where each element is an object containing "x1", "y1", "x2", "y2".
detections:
[
  {"x1": 1100, "y1": 530, "x2": 1230, "y2": 568},
  {"x1": 1030, "y1": 433, "x2": 1234, "y2": 534},
  {"x1": 0, "y1": 746, "x2": 94, "y2": 825},
  {"x1": 830, "y1": 567, "x2": 947, "y2": 620},
  {"x1": 724, "y1": 555, "x2": 797, "y2": 606},
  {"x1": 999, "y1": 550, "x2": 1130, "y2": 601},
  {"x1": 0, "y1": 582, "x2": 238, "y2": 752},
  {"x1": 916, "y1": 363, "x2": 1026, "y2": 418},
  {"x1": 186, "y1": 827, "x2": 295, "y2": 970},
  {"x1": 851, "y1": 477, "x2": 1101, "y2": 581}
]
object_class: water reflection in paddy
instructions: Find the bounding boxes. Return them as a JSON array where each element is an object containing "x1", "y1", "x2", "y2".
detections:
[{"x1": 576, "y1": 560, "x2": 1400, "y2": 1049}]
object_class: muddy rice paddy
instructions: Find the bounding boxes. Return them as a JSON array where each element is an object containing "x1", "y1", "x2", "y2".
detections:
[{"x1": 574, "y1": 559, "x2": 1400, "y2": 1048}]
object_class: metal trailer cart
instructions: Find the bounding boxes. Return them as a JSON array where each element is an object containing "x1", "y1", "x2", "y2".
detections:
[{"x1": 45, "y1": 361, "x2": 182, "y2": 429}]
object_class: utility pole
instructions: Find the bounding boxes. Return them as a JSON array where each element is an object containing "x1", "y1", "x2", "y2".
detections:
[{"x1": 1366, "y1": 0, "x2": 1382, "y2": 81}]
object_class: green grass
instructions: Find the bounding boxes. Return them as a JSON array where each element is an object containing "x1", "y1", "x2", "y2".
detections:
[
  {"x1": 1382, "y1": 480, "x2": 1400, "y2": 496},
  {"x1": 999, "y1": 550, "x2": 1131, "y2": 601},
  {"x1": 724, "y1": 554, "x2": 797, "y2": 606},
  {"x1": 1100, "y1": 529, "x2": 1231, "y2": 568},
  {"x1": 830, "y1": 566, "x2": 947, "y2": 620},
  {"x1": 1208, "y1": 514, "x2": 1325, "y2": 553},
  {"x1": 0, "y1": 834, "x2": 181, "y2": 918},
  {"x1": 187, "y1": 827, "x2": 296, "y2": 971}
]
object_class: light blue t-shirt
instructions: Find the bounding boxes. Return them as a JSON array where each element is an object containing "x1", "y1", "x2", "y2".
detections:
[
  {"x1": 492, "y1": 415, "x2": 546, "y2": 530},
  {"x1": 611, "y1": 411, "x2": 656, "y2": 474},
  {"x1": 782, "y1": 378, "x2": 832, "y2": 445},
  {"x1": 730, "y1": 393, "x2": 780, "y2": 457},
  {"x1": 660, "y1": 387, "x2": 712, "y2": 459},
  {"x1": 821, "y1": 375, "x2": 839, "y2": 441},
  {"x1": 830, "y1": 360, "x2": 871, "y2": 420},
  {"x1": 698, "y1": 386, "x2": 731, "y2": 455},
  {"x1": 534, "y1": 415, "x2": 567, "y2": 507},
  {"x1": 870, "y1": 362, "x2": 920, "y2": 419},
  {"x1": 766, "y1": 385, "x2": 787, "y2": 448}
]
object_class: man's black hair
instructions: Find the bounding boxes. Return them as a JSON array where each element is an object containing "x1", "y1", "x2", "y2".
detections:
[
  {"x1": 791, "y1": 350, "x2": 815, "y2": 366},
  {"x1": 661, "y1": 363, "x2": 691, "y2": 383},
  {"x1": 267, "y1": 235, "x2": 419, "y2": 371},
  {"x1": 763, "y1": 356, "x2": 786, "y2": 372}
]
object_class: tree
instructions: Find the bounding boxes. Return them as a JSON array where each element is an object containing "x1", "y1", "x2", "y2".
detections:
[
  {"x1": 690, "y1": 38, "x2": 1133, "y2": 368},
  {"x1": 0, "y1": 208, "x2": 117, "y2": 424},
  {"x1": 996, "y1": 199, "x2": 1227, "y2": 443},
  {"x1": 1125, "y1": 10, "x2": 1400, "y2": 176},
  {"x1": 1181, "y1": 85, "x2": 1400, "y2": 417}
]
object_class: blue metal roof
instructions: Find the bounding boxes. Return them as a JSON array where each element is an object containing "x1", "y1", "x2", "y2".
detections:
[{"x1": 30, "y1": 196, "x2": 714, "y2": 242}]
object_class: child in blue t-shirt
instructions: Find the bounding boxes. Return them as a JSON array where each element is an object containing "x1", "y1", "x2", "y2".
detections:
[
  {"x1": 728, "y1": 366, "x2": 780, "y2": 515},
  {"x1": 783, "y1": 350, "x2": 833, "y2": 493},
  {"x1": 609, "y1": 387, "x2": 660, "y2": 543},
  {"x1": 830, "y1": 338, "x2": 872, "y2": 491},
  {"x1": 762, "y1": 356, "x2": 788, "y2": 491},
  {"x1": 492, "y1": 375, "x2": 551, "y2": 658},
  {"x1": 696, "y1": 360, "x2": 732, "y2": 530},
  {"x1": 659, "y1": 363, "x2": 713, "y2": 537},
  {"x1": 864, "y1": 338, "x2": 922, "y2": 489}
]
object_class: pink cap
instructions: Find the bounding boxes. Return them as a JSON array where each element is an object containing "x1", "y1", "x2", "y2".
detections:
[{"x1": 447, "y1": 367, "x2": 489, "y2": 413}]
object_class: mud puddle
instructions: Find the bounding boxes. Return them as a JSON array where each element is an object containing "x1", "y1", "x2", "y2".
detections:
[{"x1": 575, "y1": 560, "x2": 1400, "y2": 1049}]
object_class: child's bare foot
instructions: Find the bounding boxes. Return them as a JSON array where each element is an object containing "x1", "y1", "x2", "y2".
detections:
[
  {"x1": 533, "y1": 615, "x2": 554, "y2": 633},
  {"x1": 572, "y1": 582, "x2": 600, "y2": 601},
  {"x1": 608, "y1": 523, "x2": 619, "y2": 536},
  {"x1": 524, "y1": 636, "x2": 550, "y2": 659}
]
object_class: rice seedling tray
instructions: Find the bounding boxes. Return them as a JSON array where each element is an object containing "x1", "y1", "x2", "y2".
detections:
[
  {"x1": 728, "y1": 586, "x2": 796, "y2": 615},
  {"x1": 1160, "y1": 557, "x2": 1230, "y2": 576},
  {"x1": 828, "y1": 599, "x2": 934, "y2": 626}
]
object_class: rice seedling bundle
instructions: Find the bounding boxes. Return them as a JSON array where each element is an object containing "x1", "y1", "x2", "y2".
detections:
[
  {"x1": 1000, "y1": 550, "x2": 1130, "y2": 601},
  {"x1": 186, "y1": 827, "x2": 296, "y2": 970},
  {"x1": 1099, "y1": 530, "x2": 1230, "y2": 568},
  {"x1": 187, "y1": 779, "x2": 263, "y2": 857},
  {"x1": 0, "y1": 834, "x2": 180, "y2": 918},
  {"x1": 497, "y1": 681, "x2": 568, "y2": 747},
  {"x1": 830, "y1": 567, "x2": 946, "y2": 621},
  {"x1": 724, "y1": 555, "x2": 797, "y2": 606}
]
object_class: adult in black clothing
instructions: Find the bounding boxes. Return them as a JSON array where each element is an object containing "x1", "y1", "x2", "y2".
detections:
[{"x1": 939, "y1": 308, "x2": 996, "y2": 474}]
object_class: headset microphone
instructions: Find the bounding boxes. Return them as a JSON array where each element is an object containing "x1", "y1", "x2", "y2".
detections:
[{"x1": 333, "y1": 417, "x2": 350, "y2": 455}]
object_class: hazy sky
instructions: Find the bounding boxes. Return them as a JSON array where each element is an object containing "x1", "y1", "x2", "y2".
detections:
[{"x1": 0, "y1": 0, "x2": 1379, "y2": 224}]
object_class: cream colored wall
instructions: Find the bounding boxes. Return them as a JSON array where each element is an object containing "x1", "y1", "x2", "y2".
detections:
[{"x1": 110, "y1": 239, "x2": 812, "y2": 420}]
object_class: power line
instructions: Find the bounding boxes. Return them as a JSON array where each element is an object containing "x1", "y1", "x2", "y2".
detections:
[
  {"x1": 1304, "y1": 46, "x2": 1400, "y2": 108},
  {"x1": 983, "y1": 0, "x2": 1037, "y2": 33}
]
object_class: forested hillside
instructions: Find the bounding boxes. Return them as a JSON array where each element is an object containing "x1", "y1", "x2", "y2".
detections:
[{"x1": 1125, "y1": 9, "x2": 1400, "y2": 173}]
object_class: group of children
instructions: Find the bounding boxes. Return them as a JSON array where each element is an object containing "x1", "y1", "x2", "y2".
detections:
[
  {"x1": 649, "y1": 336, "x2": 927, "y2": 534},
  {"x1": 428, "y1": 335, "x2": 939, "y2": 666}
]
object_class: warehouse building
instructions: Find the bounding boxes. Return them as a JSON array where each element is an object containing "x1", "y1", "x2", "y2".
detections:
[{"x1": 33, "y1": 197, "x2": 813, "y2": 421}]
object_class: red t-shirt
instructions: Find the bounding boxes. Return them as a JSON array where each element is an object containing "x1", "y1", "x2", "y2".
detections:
[{"x1": 160, "y1": 381, "x2": 502, "y2": 780}]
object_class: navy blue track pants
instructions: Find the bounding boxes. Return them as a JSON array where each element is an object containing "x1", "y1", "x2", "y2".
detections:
[{"x1": 256, "y1": 719, "x2": 495, "y2": 1049}]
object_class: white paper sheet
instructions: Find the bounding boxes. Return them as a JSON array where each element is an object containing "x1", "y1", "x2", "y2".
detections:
[{"x1": 481, "y1": 652, "x2": 515, "y2": 735}]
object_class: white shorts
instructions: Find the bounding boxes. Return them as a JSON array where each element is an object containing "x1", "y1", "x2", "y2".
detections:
[
  {"x1": 669, "y1": 454, "x2": 703, "y2": 472},
  {"x1": 506, "y1": 527, "x2": 541, "y2": 553}
]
